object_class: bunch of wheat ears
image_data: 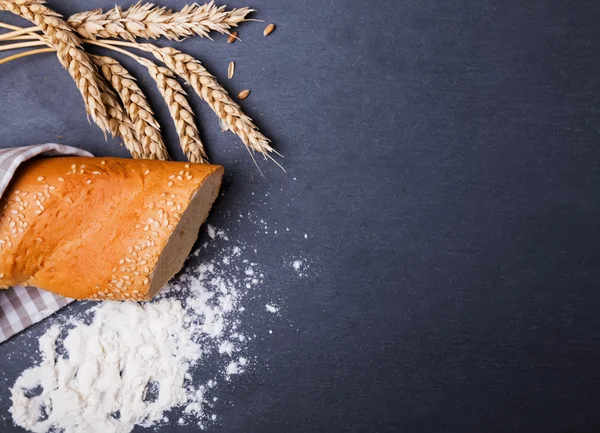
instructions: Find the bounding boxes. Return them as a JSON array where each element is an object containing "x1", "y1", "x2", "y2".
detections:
[{"x1": 0, "y1": 0, "x2": 280, "y2": 167}]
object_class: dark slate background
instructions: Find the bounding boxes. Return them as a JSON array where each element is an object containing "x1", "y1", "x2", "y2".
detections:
[{"x1": 1, "y1": 0, "x2": 600, "y2": 432}]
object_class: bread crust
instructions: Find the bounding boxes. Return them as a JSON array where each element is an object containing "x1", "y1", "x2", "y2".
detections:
[{"x1": 0, "y1": 157, "x2": 223, "y2": 300}]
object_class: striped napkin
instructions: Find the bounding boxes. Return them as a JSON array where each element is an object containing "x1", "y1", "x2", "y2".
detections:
[{"x1": 0, "y1": 144, "x2": 92, "y2": 343}]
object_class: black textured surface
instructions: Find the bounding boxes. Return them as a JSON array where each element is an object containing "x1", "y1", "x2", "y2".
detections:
[{"x1": 1, "y1": 1, "x2": 600, "y2": 432}]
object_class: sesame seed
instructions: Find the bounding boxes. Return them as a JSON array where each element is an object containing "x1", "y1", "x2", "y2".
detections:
[
  {"x1": 169, "y1": 175, "x2": 175, "y2": 179},
  {"x1": 66, "y1": 197, "x2": 73, "y2": 204},
  {"x1": 132, "y1": 290, "x2": 140, "y2": 294},
  {"x1": 10, "y1": 210, "x2": 17, "y2": 215},
  {"x1": 135, "y1": 245, "x2": 141, "y2": 251},
  {"x1": 14, "y1": 190, "x2": 21, "y2": 194},
  {"x1": 166, "y1": 201, "x2": 174, "y2": 206},
  {"x1": 135, "y1": 224, "x2": 142, "y2": 229},
  {"x1": 148, "y1": 218, "x2": 155, "y2": 223},
  {"x1": 144, "y1": 266, "x2": 150, "y2": 273},
  {"x1": 37, "y1": 176, "x2": 44, "y2": 181},
  {"x1": 92, "y1": 294, "x2": 98, "y2": 298},
  {"x1": 107, "y1": 293, "x2": 114, "y2": 298},
  {"x1": 143, "y1": 225, "x2": 150, "y2": 231},
  {"x1": 58, "y1": 177, "x2": 65, "y2": 182},
  {"x1": 101, "y1": 160, "x2": 106, "y2": 165},
  {"x1": 186, "y1": 175, "x2": 193, "y2": 180},
  {"x1": 154, "y1": 221, "x2": 160, "y2": 228},
  {"x1": 168, "y1": 181, "x2": 174, "y2": 187},
  {"x1": 81, "y1": 164, "x2": 86, "y2": 169},
  {"x1": 71, "y1": 164, "x2": 77, "y2": 170},
  {"x1": 86, "y1": 180, "x2": 92, "y2": 185},
  {"x1": 177, "y1": 175, "x2": 183, "y2": 181},
  {"x1": 144, "y1": 169, "x2": 150, "y2": 175},
  {"x1": 0, "y1": 273, "x2": 4, "y2": 278},
  {"x1": 151, "y1": 231, "x2": 158, "y2": 236},
  {"x1": 124, "y1": 293, "x2": 131, "y2": 298},
  {"x1": 119, "y1": 259, "x2": 125, "y2": 265},
  {"x1": 34, "y1": 210, "x2": 42, "y2": 215}
]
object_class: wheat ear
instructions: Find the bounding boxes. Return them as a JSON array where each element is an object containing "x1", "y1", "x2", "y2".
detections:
[
  {"x1": 0, "y1": 0, "x2": 110, "y2": 135},
  {"x1": 107, "y1": 43, "x2": 275, "y2": 157},
  {"x1": 93, "y1": 55, "x2": 169, "y2": 160},
  {"x1": 68, "y1": 1, "x2": 254, "y2": 42},
  {"x1": 97, "y1": 77, "x2": 144, "y2": 158},
  {"x1": 141, "y1": 59, "x2": 207, "y2": 163}
]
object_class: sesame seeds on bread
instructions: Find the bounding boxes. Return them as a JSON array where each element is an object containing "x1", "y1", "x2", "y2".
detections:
[{"x1": 0, "y1": 157, "x2": 223, "y2": 300}]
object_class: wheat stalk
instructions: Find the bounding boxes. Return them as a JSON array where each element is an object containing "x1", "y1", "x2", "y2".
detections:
[
  {"x1": 144, "y1": 45, "x2": 276, "y2": 158},
  {"x1": 0, "y1": 0, "x2": 111, "y2": 136},
  {"x1": 93, "y1": 55, "x2": 168, "y2": 160},
  {"x1": 68, "y1": 1, "x2": 254, "y2": 42}
]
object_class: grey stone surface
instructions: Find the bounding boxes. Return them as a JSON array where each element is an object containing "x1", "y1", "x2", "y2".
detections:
[{"x1": 1, "y1": 1, "x2": 600, "y2": 432}]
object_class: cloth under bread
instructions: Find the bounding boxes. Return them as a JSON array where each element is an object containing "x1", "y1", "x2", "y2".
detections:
[{"x1": 0, "y1": 144, "x2": 92, "y2": 343}]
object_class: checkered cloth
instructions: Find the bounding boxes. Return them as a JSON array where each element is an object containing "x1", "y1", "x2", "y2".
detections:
[{"x1": 0, "y1": 144, "x2": 92, "y2": 343}]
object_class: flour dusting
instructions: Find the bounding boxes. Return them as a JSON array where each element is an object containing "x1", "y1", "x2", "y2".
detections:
[{"x1": 8, "y1": 229, "x2": 278, "y2": 433}]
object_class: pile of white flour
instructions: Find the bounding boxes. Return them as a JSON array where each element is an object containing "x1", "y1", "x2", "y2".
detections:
[{"x1": 8, "y1": 233, "x2": 269, "y2": 433}]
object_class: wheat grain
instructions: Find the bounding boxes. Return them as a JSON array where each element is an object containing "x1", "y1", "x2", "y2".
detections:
[
  {"x1": 237, "y1": 89, "x2": 250, "y2": 100},
  {"x1": 227, "y1": 31, "x2": 238, "y2": 44},
  {"x1": 138, "y1": 58, "x2": 208, "y2": 163},
  {"x1": 93, "y1": 55, "x2": 169, "y2": 160},
  {"x1": 0, "y1": 0, "x2": 110, "y2": 135},
  {"x1": 228, "y1": 61, "x2": 235, "y2": 79},
  {"x1": 143, "y1": 45, "x2": 275, "y2": 157},
  {"x1": 264, "y1": 23, "x2": 275, "y2": 36},
  {"x1": 68, "y1": 1, "x2": 254, "y2": 42}
]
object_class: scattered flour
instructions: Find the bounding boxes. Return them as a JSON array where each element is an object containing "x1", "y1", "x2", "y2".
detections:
[
  {"x1": 290, "y1": 258, "x2": 312, "y2": 278},
  {"x1": 207, "y1": 224, "x2": 216, "y2": 239},
  {"x1": 8, "y1": 231, "x2": 275, "y2": 433},
  {"x1": 265, "y1": 304, "x2": 279, "y2": 313}
]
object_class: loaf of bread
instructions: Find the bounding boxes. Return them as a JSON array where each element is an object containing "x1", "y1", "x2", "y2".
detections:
[{"x1": 0, "y1": 157, "x2": 223, "y2": 300}]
